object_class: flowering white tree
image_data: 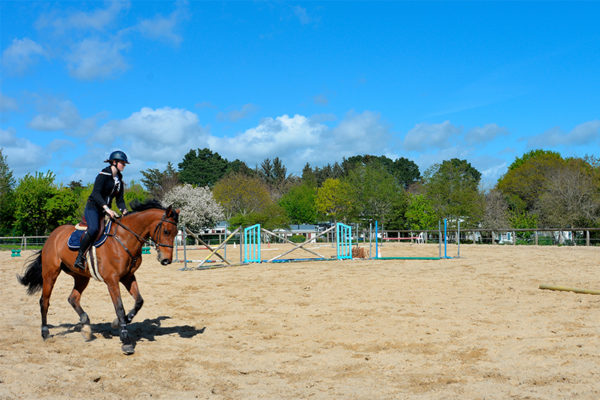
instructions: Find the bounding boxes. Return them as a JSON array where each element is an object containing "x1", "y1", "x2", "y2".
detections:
[{"x1": 162, "y1": 184, "x2": 224, "y2": 231}]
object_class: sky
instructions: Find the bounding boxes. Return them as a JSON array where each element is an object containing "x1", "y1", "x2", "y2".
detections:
[{"x1": 1, "y1": 1, "x2": 599, "y2": 189}]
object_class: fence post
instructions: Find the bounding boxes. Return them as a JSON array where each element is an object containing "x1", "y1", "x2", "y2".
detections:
[
  {"x1": 535, "y1": 231, "x2": 538, "y2": 246},
  {"x1": 586, "y1": 230, "x2": 590, "y2": 246},
  {"x1": 457, "y1": 220, "x2": 460, "y2": 258},
  {"x1": 438, "y1": 221, "x2": 442, "y2": 258}
]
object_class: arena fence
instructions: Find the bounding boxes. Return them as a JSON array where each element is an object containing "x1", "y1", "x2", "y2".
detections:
[
  {"x1": 3, "y1": 227, "x2": 600, "y2": 257},
  {"x1": 376, "y1": 227, "x2": 600, "y2": 247}
]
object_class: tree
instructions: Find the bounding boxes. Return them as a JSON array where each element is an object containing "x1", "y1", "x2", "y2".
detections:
[
  {"x1": 228, "y1": 202, "x2": 289, "y2": 231},
  {"x1": 496, "y1": 149, "x2": 563, "y2": 213},
  {"x1": 212, "y1": 172, "x2": 272, "y2": 218},
  {"x1": 424, "y1": 158, "x2": 483, "y2": 226},
  {"x1": 162, "y1": 184, "x2": 224, "y2": 231},
  {"x1": 535, "y1": 158, "x2": 600, "y2": 228},
  {"x1": 404, "y1": 194, "x2": 438, "y2": 231},
  {"x1": 301, "y1": 162, "x2": 317, "y2": 187},
  {"x1": 482, "y1": 189, "x2": 510, "y2": 230},
  {"x1": 44, "y1": 187, "x2": 79, "y2": 227},
  {"x1": 315, "y1": 178, "x2": 352, "y2": 222},
  {"x1": 226, "y1": 159, "x2": 254, "y2": 177},
  {"x1": 123, "y1": 180, "x2": 149, "y2": 208},
  {"x1": 279, "y1": 183, "x2": 318, "y2": 225},
  {"x1": 341, "y1": 154, "x2": 421, "y2": 189},
  {"x1": 213, "y1": 172, "x2": 289, "y2": 229},
  {"x1": 393, "y1": 157, "x2": 421, "y2": 189},
  {"x1": 257, "y1": 157, "x2": 293, "y2": 200},
  {"x1": 178, "y1": 148, "x2": 230, "y2": 187},
  {"x1": 141, "y1": 162, "x2": 180, "y2": 200},
  {"x1": 304, "y1": 162, "x2": 344, "y2": 187},
  {"x1": 14, "y1": 172, "x2": 58, "y2": 235},
  {"x1": 0, "y1": 149, "x2": 15, "y2": 234},
  {"x1": 343, "y1": 164, "x2": 407, "y2": 226}
]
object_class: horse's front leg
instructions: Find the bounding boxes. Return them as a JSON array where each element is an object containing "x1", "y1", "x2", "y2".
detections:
[
  {"x1": 112, "y1": 274, "x2": 143, "y2": 327},
  {"x1": 105, "y1": 278, "x2": 135, "y2": 355}
]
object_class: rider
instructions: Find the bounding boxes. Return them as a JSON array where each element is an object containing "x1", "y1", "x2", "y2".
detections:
[{"x1": 74, "y1": 150, "x2": 129, "y2": 270}]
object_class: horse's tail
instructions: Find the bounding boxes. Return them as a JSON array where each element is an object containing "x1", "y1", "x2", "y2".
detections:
[{"x1": 18, "y1": 250, "x2": 43, "y2": 295}]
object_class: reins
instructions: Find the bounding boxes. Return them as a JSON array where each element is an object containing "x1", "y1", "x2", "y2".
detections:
[{"x1": 108, "y1": 211, "x2": 178, "y2": 268}]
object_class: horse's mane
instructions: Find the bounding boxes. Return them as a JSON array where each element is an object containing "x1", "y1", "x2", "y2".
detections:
[{"x1": 128, "y1": 199, "x2": 179, "y2": 223}]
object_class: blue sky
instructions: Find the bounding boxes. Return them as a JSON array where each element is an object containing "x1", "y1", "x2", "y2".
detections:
[{"x1": 1, "y1": 1, "x2": 599, "y2": 189}]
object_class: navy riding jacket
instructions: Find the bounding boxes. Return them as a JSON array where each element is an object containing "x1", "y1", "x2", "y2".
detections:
[{"x1": 88, "y1": 166, "x2": 127, "y2": 212}]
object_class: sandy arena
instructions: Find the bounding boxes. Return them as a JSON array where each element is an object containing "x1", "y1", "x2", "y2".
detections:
[{"x1": 1, "y1": 242, "x2": 600, "y2": 399}]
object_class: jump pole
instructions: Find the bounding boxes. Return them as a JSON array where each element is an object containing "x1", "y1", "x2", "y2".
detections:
[
  {"x1": 444, "y1": 218, "x2": 448, "y2": 258},
  {"x1": 457, "y1": 219, "x2": 461, "y2": 258},
  {"x1": 539, "y1": 284, "x2": 600, "y2": 295},
  {"x1": 263, "y1": 226, "x2": 331, "y2": 262},
  {"x1": 185, "y1": 227, "x2": 232, "y2": 267},
  {"x1": 369, "y1": 223, "x2": 372, "y2": 259},
  {"x1": 197, "y1": 227, "x2": 240, "y2": 267},
  {"x1": 438, "y1": 220, "x2": 442, "y2": 258},
  {"x1": 375, "y1": 220, "x2": 379, "y2": 258}
]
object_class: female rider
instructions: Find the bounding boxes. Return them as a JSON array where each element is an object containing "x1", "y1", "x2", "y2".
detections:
[{"x1": 74, "y1": 150, "x2": 129, "y2": 270}]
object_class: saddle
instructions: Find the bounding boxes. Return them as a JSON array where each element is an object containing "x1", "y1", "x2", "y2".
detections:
[{"x1": 68, "y1": 217, "x2": 112, "y2": 250}]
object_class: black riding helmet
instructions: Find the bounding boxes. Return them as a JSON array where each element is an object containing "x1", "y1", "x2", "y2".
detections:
[{"x1": 105, "y1": 150, "x2": 129, "y2": 164}]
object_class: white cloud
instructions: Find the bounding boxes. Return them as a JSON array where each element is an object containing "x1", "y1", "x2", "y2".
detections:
[
  {"x1": 465, "y1": 123, "x2": 508, "y2": 145},
  {"x1": 0, "y1": 93, "x2": 18, "y2": 112},
  {"x1": 1, "y1": 38, "x2": 46, "y2": 74},
  {"x1": 97, "y1": 106, "x2": 207, "y2": 164},
  {"x1": 211, "y1": 114, "x2": 326, "y2": 169},
  {"x1": 29, "y1": 100, "x2": 78, "y2": 131},
  {"x1": 0, "y1": 128, "x2": 49, "y2": 176},
  {"x1": 210, "y1": 111, "x2": 392, "y2": 174},
  {"x1": 36, "y1": 1, "x2": 128, "y2": 33},
  {"x1": 403, "y1": 121, "x2": 461, "y2": 151},
  {"x1": 28, "y1": 98, "x2": 96, "y2": 136},
  {"x1": 314, "y1": 94, "x2": 328, "y2": 105},
  {"x1": 216, "y1": 104, "x2": 258, "y2": 122},
  {"x1": 328, "y1": 111, "x2": 391, "y2": 156},
  {"x1": 527, "y1": 120, "x2": 600, "y2": 148},
  {"x1": 136, "y1": 2, "x2": 188, "y2": 45},
  {"x1": 66, "y1": 37, "x2": 130, "y2": 80},
  {"x1": 293, "y1": 6, "x2": 318, "y2": 25}
]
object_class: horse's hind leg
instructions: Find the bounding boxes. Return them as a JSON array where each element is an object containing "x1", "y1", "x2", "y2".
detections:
[
  {"x1": 39, "y1": 261, "x2": 61, "y2": 340},
  {"x1": 68, "y1": 273, "x2": 93, "y2": 341}
]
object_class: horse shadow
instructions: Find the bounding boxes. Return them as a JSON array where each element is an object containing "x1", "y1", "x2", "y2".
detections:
[{"x1": 52, "y1": 316, "x2": 206, "y2": 343}]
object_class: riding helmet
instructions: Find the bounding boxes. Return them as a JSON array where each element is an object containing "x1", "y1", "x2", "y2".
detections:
[{"x1": 106, "y1": 150, "x2": 129, "y2": 164}]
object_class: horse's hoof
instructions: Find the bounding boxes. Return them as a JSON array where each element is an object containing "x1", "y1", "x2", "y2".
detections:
[
  {"x1": 41, "y1": 326, "x2": 49, "y2": 340},
  {"x1": 81, "y1": 324, "x2": 93, "y2": 341},
  {"x1": 121, "y1": 344, "x2": 135, "y2": 355},
  {"x1": 111, "y1": 318, "x2": 119, "y2": 329}
]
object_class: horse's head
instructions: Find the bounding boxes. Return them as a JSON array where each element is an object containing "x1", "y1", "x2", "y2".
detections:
[{"x1": 150, "y1": 205, "x2": 180, "y2": 266}]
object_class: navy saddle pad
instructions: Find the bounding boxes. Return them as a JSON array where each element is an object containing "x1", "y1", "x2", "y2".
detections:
[{"x1": 68, "y1": 221, "x2": 112, "y2": 250}]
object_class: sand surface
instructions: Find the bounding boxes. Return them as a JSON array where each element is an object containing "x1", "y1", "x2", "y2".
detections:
[{"x1": 1, "y1": 243, "x2": 600, "y2": 399}]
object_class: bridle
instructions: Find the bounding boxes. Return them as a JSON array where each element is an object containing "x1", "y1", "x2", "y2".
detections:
[
  {"x1": 109, "y1": 211, "x2": 178, "y2": 267},
  {"x1": 151, "y1": 215, "x2": 179, "y2": 251}
]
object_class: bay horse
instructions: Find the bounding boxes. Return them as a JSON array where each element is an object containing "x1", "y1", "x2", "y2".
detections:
[{"x1": 18, "y1": 199, "x2": 179, "y2": 355}]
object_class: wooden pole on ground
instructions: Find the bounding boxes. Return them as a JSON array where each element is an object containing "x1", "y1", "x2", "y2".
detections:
[{"x1": 539, "y1": 284, "x2": 600, "y2": 295}]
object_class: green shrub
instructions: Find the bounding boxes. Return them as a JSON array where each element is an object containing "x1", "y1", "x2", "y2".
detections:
[{"x1": 289, "y1": 234, "x2": 306, "y2": 243}]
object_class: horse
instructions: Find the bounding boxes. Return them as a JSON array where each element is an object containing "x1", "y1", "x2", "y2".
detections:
[{"x1": 18, "y1": 199, "x2": 179, "y2": 355}]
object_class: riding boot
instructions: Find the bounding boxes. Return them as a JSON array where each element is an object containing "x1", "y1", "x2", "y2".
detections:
[{"x1": 74, "y1": 232, "x2": 93, "y2": 270}]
